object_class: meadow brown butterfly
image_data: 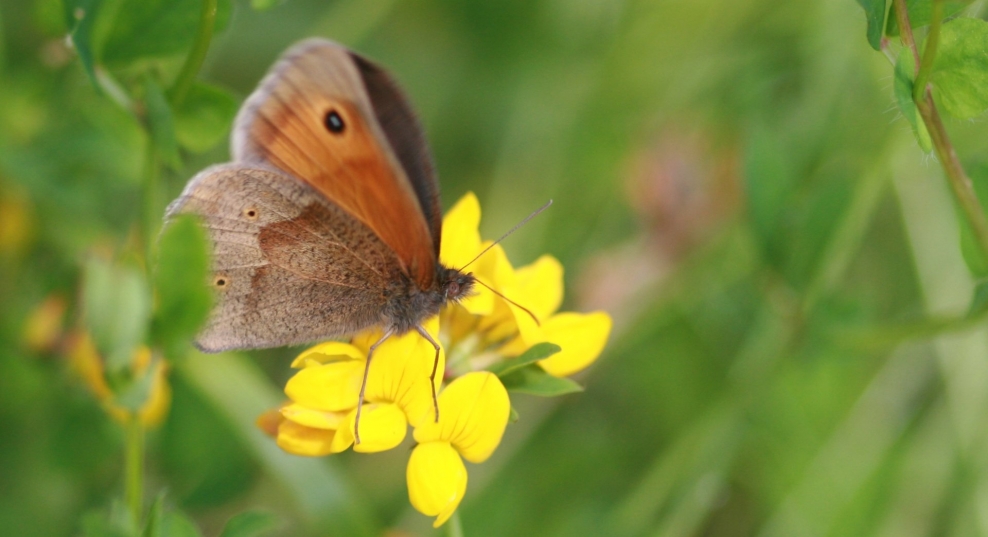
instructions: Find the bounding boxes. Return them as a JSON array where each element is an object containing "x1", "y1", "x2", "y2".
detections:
[{"x1": 166, "y1": 39, "x2": 479, "y2": 434}]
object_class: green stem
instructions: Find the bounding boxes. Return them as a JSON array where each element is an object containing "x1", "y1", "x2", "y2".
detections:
[
  {"x1": 892, "y1": 0, "x2": 921, "y2": 71},
  {"x1": 894, "y1": 0, "x2": 988, "y2": 267},
  {"x1": 124, "y1": 417, "x2": 145, "y2": 523},
  {"x1": 167, "y1": 0, "x2": 218, "y2": 107},
  {"x1": 913, "y1": 0, "x2": 944, "y2": 102},
  {"x1": 446, "y1": 511, "x2": 464, "y2": 537}
]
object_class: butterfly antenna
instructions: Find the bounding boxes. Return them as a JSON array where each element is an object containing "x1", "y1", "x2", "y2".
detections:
[
  {"x1": 473, "y1": 277, "x2": 541, "y2": 327},
  {"x1": 459, "y1": 199, "x2": 553, "y2": 271}
]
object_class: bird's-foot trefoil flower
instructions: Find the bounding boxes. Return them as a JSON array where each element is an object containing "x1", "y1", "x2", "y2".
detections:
[{"x1": 259, "y1": 192, "x2": 612, "y2": 526}]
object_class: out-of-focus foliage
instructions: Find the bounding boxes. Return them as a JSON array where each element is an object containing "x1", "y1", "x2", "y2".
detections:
[{"x1": 4, "y1": 0, "x2": 988, "y2": 536}]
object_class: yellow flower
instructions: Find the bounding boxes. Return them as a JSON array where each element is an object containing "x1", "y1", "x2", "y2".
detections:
[
  {"x1": 65, "y1": 332, "x2": 170, "y2": 427},
  {"x1": 439, "y1": 192, "x2": 612, "y2": 378},
  {"x1": 407, "y1": 372, "x2": 510, "y2": 527},
  {"x1": 275, "y1": 318, "x2": 445, "y2": 455}
]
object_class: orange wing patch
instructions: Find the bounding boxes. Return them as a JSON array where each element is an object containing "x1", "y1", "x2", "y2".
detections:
[{"x1": 234, "y1": 40, "x2": 436, "y2": 290}]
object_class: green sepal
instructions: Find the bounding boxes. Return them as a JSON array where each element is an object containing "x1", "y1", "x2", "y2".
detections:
[
  {"x1": 893, "y1": 52, "x2": 933, "y2": 152},
  {"x1": 488, "y1": 342, "x2": 562, "y2": 377},
  {"x1": 500, "y1": 364, "x2": 584, "y2": 397}
]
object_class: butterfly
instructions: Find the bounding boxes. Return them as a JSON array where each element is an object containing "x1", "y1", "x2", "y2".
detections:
[{"x1": 166, "y1": 39, "x2": 478, "y2": 437}]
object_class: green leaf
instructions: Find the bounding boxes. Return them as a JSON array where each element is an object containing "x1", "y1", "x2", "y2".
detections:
[
  {"x1": 886, "y1": 0, "x2": 972, "y2": 36},
  {"x1": 488, "y1": 342, "x2": 562, "y2": 377},
  {"x1": 509, "y1": 406, "x2": 519, "y2": 423},
  {"x1": 500, "y1": 364, "x2": 584, "y2": 397},
  {"x1": 894, "y1": 52, "x2": 933, "y2": 152},
  {"x1": 64, "y1": 0, "x2": 102, "y2": 87},
  {"x1": 144, "y1": 77, "x2": 181, "y2": 170},
  {"x1": 930, "y1": 17, "x2": 988, "y2": 119},
  {"x1": 101, "y1": 0, "x2": 232, "y2": 65},
  {"x1": 250, "y1": 0, "x2": 286, "y2": 10},
  {"x1": 83, "y1": 257, "x2": 152, "y2": 373},
  {"x1": 217, "y1": 511, "x2": 280, "y2": 537},
  {"x1": 856, "y1": 0, "x2": 887, "y2": 50},
  {"x1": 161, "y1": 512, "x2": 203, "y2": 537},
  {"x1": 174, "y1": 83, "x2": 238, "y2": 153},
  {"x1": 152, "y1": 214, "x2": 212, "y2": 356}
]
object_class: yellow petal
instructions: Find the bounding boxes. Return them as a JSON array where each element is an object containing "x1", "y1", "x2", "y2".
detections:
[
  {"x1": 407, "y1": 441, "x2": 468, "y2": 528},
  {"x1": 365, "y1": 317, "x2": 445, "y2": 427},
  {"x1": 137, "y1": 358, "x2": 171, "y2": 427},
  {"x1": 281, "y1": 403, "x2": 348, "y2": 430},
  {"x1": 277, "y1": 419, "x2": 338, "y2": 457},
  {"x1": 537, "y1": 311, "x2": 612, "y2": 377},
  {"x1": 509, "y1": 255, "x2": 564, "y2": 344},
  {"x1": 414, "y1": 372, "x2": 510, "y2": 463},
  {"x1": 350, "y1": 403, "x2": 408, "y2": 453},
  {"x1": 23, "y1": 294, "x2": 67, "y2": 353},
  {"x1": 291, "y1": 341, "x2": 365, "y2": 368},
  {"x1": 66, "y1": 331, "x2": 112, "y2": 400},
  {"x1": 284, "y1": 360, "x2": 365, "y2": 411},
  {"x1": 440, "y1": 192, "x2": 482, "y2": 270}
]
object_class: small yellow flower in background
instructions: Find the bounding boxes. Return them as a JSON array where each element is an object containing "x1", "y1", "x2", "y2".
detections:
[
  {"x1": 66, "y1": 331, "x2": 171, "y2": 427},
  {"x1": 23, "y1": 294, "x2": 67, "y2": 353},
  {"x1": 407, "y1": 372, "x2": 510, "y2": 527},
  {"x1": 260, "y1": 192, "x2": 611, "y2": 526}
]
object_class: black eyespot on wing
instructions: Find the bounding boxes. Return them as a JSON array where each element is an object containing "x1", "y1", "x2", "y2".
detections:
[{"x1": 324, "y1": 110, "x2": 345, "y2": 134}]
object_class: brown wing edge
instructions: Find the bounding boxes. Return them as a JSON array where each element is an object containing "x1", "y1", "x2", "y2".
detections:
[{"x1": 348, "y1": 51, "x2": 443, "y2": 257}]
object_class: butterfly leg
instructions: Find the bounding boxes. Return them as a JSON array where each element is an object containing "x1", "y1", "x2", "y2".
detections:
[
  {"x1": 354, "y1": 330, "x2": 393, "y2": 445},
  {"x1": 415, "y1": 325, "x2": 442, "y2": 423}
]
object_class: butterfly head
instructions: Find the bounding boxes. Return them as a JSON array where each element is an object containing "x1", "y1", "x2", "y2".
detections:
[{"x1": 439, "y1": 267, "x2": 475, "y2": 304}]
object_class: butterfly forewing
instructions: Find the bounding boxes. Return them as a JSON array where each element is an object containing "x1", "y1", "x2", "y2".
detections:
[{"x1": 233, "y1": 39, "x2": 438, "y2": 289}]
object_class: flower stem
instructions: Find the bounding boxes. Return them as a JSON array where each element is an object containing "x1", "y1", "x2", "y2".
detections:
[
  {"x1": 124, "y1": 417, "x2": 145, "y2": 523},
  {"x1": 167, "y1": 0, "x2": 218, "y2": 108},
  {"x1": 446, "y1": 511, "x2": 465, "y2": 537},
  {"x1": 894, "y1": 0, "x2": 988, "y2": 265},
  {"x1": 913, "y1": 0, "x2": 944, "y2": 102}
]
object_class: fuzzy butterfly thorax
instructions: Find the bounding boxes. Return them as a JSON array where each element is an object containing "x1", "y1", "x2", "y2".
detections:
[{"x1": 380, "y1": 266, "x2": 475, "y2": 335}]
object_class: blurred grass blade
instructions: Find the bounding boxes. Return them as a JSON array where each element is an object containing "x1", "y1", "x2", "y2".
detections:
[
  {"x1": 179, "y1": 353, "x2": 379, "y2": 536},
  {"x1": 217, "y1": 511, "x2": 279, "y2": 537},
  {"x1": 141, "y1": 493, "x2": 165, "y2": 537},
  {"x1": 64, "y1": 0, "x2": 102, "y2": 88}
]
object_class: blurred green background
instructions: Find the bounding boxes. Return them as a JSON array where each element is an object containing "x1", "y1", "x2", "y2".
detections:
[{"x1": 3, "y1": 0, "x2": 988, "y2": 535}]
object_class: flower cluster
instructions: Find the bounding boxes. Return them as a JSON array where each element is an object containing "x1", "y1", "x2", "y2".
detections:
[{"x1": 260, "y1": 193, "x2": 612, "y2": 526}]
